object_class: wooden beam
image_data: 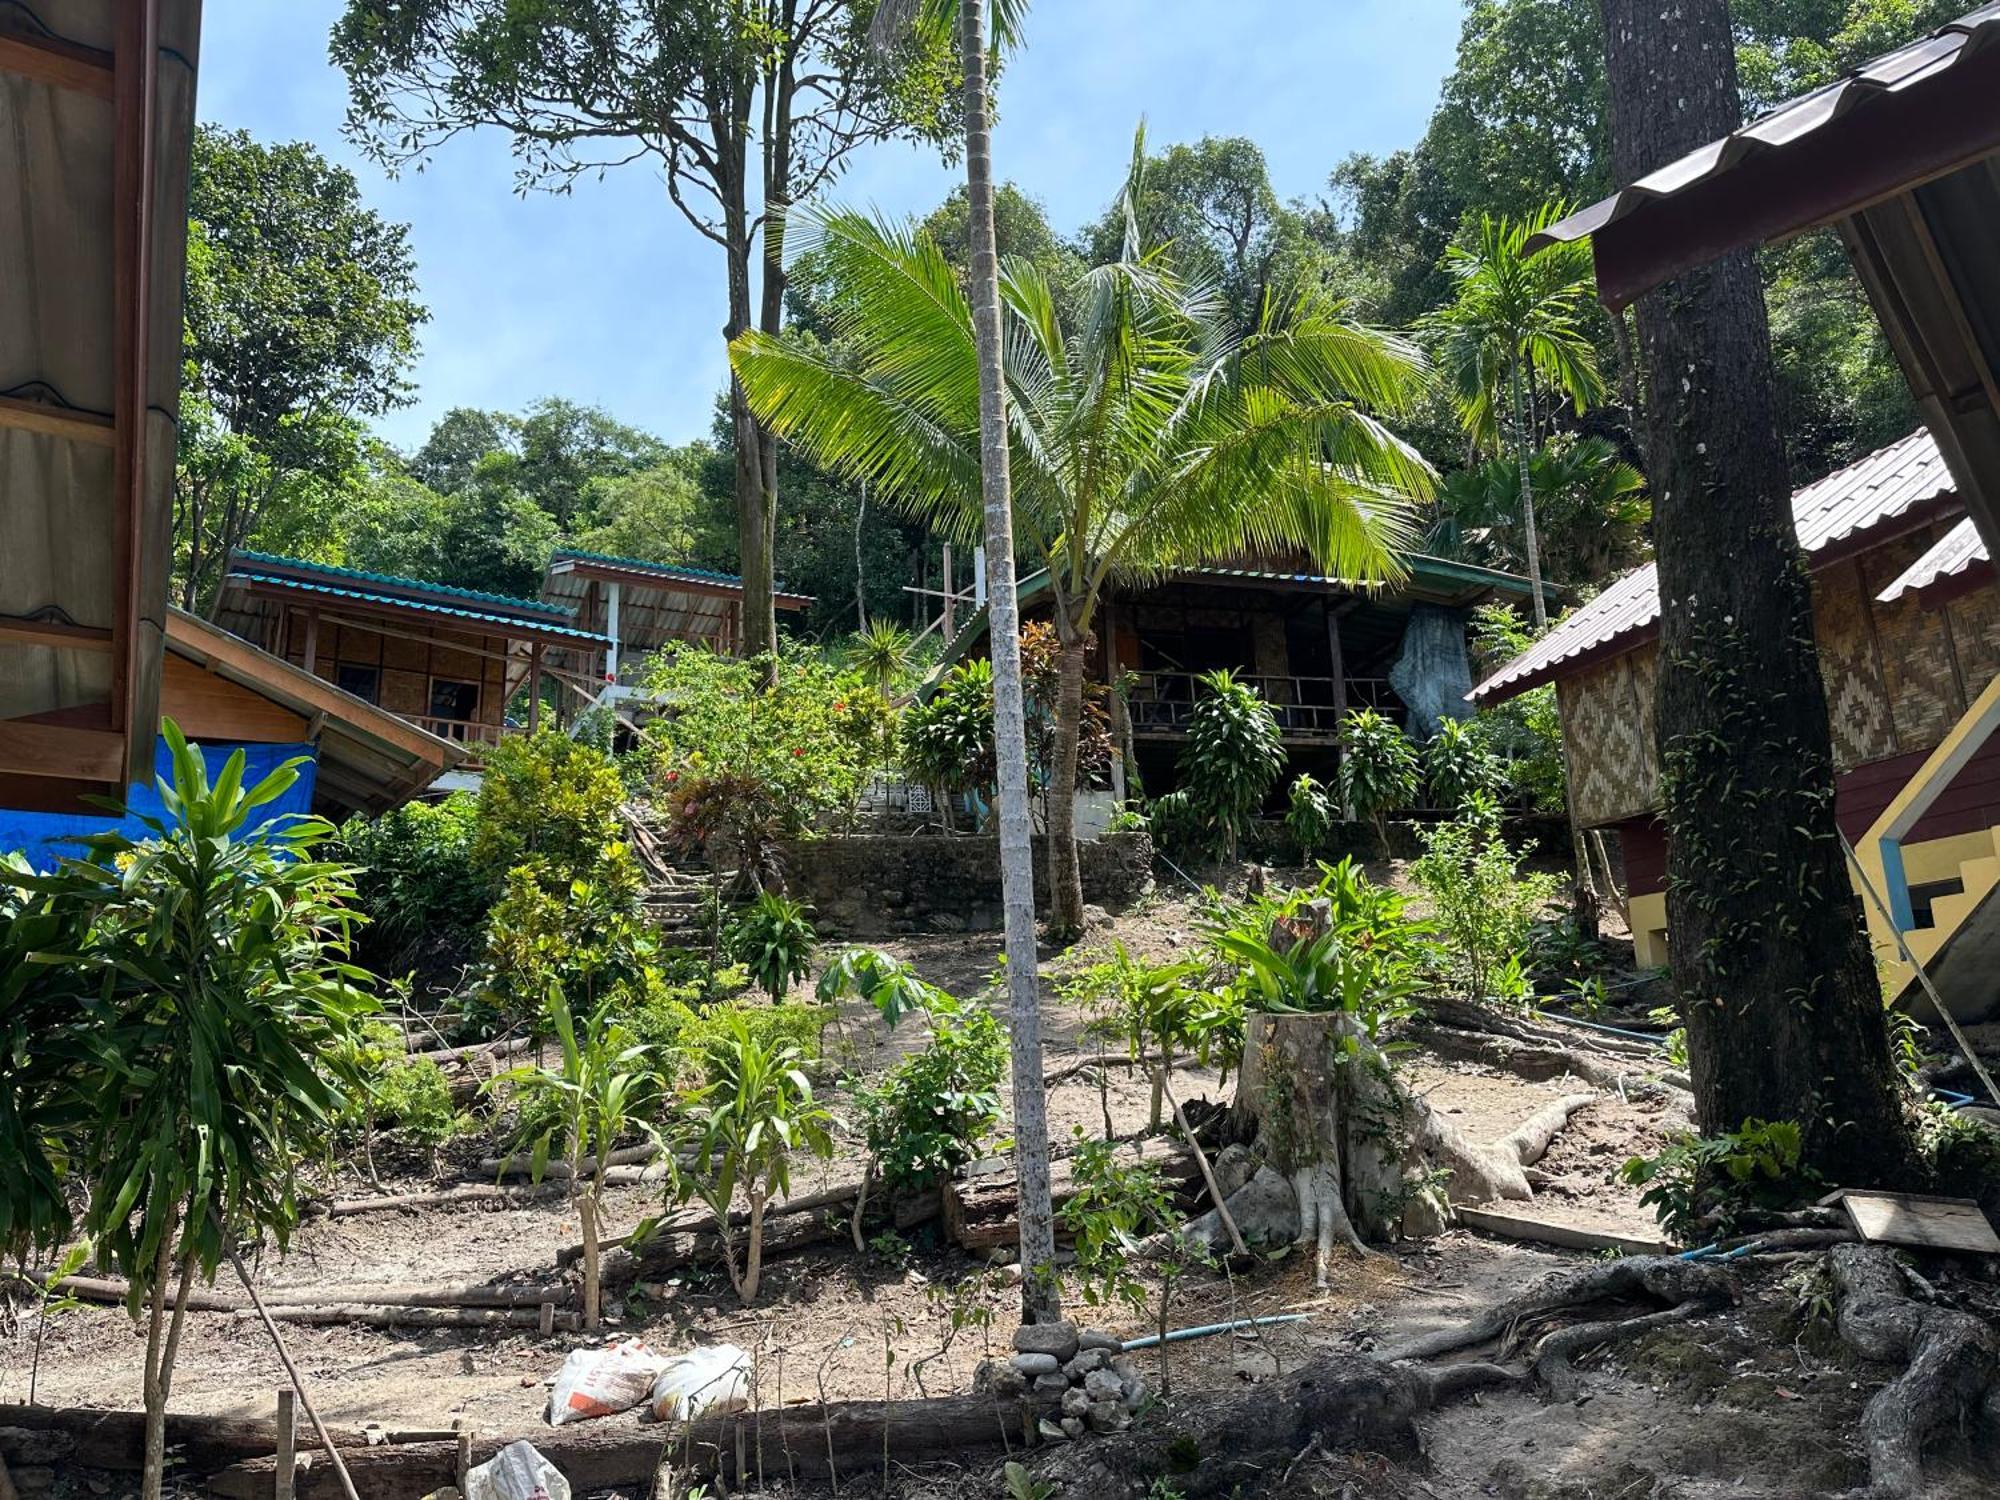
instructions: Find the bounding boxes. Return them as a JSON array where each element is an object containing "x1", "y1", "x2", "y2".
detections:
[
  {"x1": 0, "y1": 721, "x2": 126, "y2": 784},
  {"x1": 0, "y1": 395, "x2": 116, "y2": 447},
  {"x1": 0, "y1": 618, "x2": 114, "y2": 652},
  {"x1": 301, "y1": 609, "x2": 319, "y2": 678},
  {"x1": 528, "y1": 643, "x2": 543, "y2": 735},
  {"x1": 0, "y1": 31, "x2": 115, "y2": 100}
]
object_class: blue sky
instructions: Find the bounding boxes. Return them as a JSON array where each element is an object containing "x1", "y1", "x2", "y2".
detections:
[{"x1": 197, "y1": 2, "x2": 1463, "y2": 453}]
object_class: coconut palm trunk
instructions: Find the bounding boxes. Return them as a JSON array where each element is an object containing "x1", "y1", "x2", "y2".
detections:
[
  {"x1": 956, "y1": 0, "x2": 1060, "y2": 1322},
  {"x1": 1509, "y1": 367, "x2": 1548, "y2": 631},
  {"x1": 1045, "y1": 621, "x2": 1091, "y2": 936}
]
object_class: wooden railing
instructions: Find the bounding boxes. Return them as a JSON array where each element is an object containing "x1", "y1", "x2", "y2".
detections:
[{"x1": 1126, "y1": 671, "x2": 1403, "y2": 737}]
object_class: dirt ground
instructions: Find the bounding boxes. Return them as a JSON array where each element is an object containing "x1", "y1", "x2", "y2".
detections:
[{"x1": 8, "y1": 878, "x2": 1982, "y2": 1500}]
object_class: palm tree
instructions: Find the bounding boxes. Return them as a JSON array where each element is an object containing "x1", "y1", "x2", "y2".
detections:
[
  {"x1": 843, "y1": 619, "x2": 918, "y2": 699},
  {"x1": 867, "y1": 0, "x2": 1057, "y2": 1323},
  {"x1": 1423, "y1": 203, "x2": 1605, "y2": 628},
  {"x1": 731, "y1": 141, "x2": 1432, "y2": 939},
  {"x1": 1433, "y1": 435, "x2": 1648, "y2": 586}
]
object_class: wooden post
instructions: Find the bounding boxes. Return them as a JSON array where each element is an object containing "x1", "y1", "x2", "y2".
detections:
[
  {"x1": 302, "y1": 609, "x2": 320, "y2": 679},
  {"x1": 941, "y1": 544, "x2": 955, "y2": 639},
  {"x1": 274, "y1": 1389, "x2": 296, "y2": 1500},
  {"x1": 528, "y1": 642, "x2": 543, "y2": 735},
  {"x1": 1324, "y1": 598, "x2": 1348, "y2": 719}
]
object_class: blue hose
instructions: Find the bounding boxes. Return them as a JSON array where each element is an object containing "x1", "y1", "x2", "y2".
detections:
[
  {"x1": 1119, "y1": 1313, "x2": 1309, "y2": 1350},
  {"x1": 1532, "y1": 1011, "x2": 1672, "y2": 1046}
]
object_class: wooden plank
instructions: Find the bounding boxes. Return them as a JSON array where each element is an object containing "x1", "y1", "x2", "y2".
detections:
[
  {"x1": 1824, "y1": 1190, "x2": 2000, "y2": 1254},
  {"x1": 0, "y1": 720, "x2": 125, "y2": 783},
  {"x1": 0, "y1": 394, "x2": 116, "y2": 447},
  {"x1": 0, "y1": 31, "x2": 115, "y2": 99},
  {"x1": 1456, "y1": 1206, "x2": 1676, "y2": 1258},
  {"x1": 0, "y1": 618, "x2": 114, "y2": 652}
]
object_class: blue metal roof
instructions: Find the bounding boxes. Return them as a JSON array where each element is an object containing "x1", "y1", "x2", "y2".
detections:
[
  {"x1": 229, "y1": 570, "x2": 612, "y2": 645},
  {"x1": 551, "y1": 548, "x2": 811, "y2": 600}
]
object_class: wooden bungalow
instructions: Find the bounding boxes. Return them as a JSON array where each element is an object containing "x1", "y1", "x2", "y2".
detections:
[
  {"x1": 539, "y1": 550, "x2": 813, "y2": 700},
  {"x1": 936, "y1": 553, "x2": 1541, "y2": 797},
  {"x1": 211, "y1": 551, "x2": 612, "y2": 767},
  {"x1": 0, "y1": 0, "x2": 203, "y2": 810},
  {"x1": 1470, "y1": 430, "x2": 2000, "y2": 1018}
]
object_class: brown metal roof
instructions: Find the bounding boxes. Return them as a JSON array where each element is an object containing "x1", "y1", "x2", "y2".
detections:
[
  {"x1": 1532, "y1": 3, "x2": 2000, "y2": 308},
  {"x1": 1878, "y1": 515, "x2": 1992, "y2": 604},
  {"x1": 1470, "y1": 429, "x2": 1958, "y2": 703}
]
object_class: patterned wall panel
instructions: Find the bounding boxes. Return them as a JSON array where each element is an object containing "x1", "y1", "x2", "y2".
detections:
[
  {"x1": 1945, "y1": 583, "x2": 2000, "y2": 697},
  {"x1": 1811, "y1": 556, "x2": 1897, "y2": 770},
  {"x1": 1861, "y1": 528, "x2": 1967, "y2": 754},
  {"x1": 1560, "y1": 651, "x2": 1660, "y2": 827}
]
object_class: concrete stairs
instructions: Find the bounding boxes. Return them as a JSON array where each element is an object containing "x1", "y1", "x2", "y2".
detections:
[{"x1": 1893, "y1": 828, "x2": 2000, "y2": 1024}]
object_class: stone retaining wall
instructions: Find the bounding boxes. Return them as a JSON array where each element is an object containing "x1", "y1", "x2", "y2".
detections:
[{"x1": 780, "y1": 831, "x2": 1154, "y2": 936}]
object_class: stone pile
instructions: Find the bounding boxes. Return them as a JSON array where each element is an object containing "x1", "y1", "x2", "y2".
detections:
[{"x1": 973, "y1": 1320, "x2": 1146, "y2": 1440}]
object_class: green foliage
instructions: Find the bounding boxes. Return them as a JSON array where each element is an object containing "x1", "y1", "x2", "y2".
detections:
[
  {"x1": 727, "y1": 892, "x2": 818, "y2": 1003},
  {"x1": 843, "y1": 621, "x2": 920, "y2": 699},
  {"x1": 1425, "y1": 717, "x2": 1504, "y2": 811},
  {"x1": 1003, "y1": 1460, "x2": 1058, "y2": 1500},
  {"x1": 1176, "y1": 671, "x2": 1285, "y2": 862},
  {"x1": 473, "y1": 732, "x2": 626, "y2": 883},
  {"x1": 336, "y1": 793, "x2": 494, "y2": 981},
  {"x1": 646, "y1": 646, "x2": 886, "y2": 881},
  {"x1": 479, "y1": 855, "x2": 650, "y2": 1029},
  {"x1": 176, "y1": 124, "x2": 425, "y2": 611},
  {"x1": 372, "y1": 1058, "x2": 466, "y2": 1149},
  {"x1": 497, "y1": 989, "x2": 660, "y2": 1184},
  {"x1": 1469, "y1": 605, "x2": 1566, "y2": 812},
  {"x1": 1410, "y1": 798, "x2": 1561, "y2": 1002},
  {"x1": 670, "y1": 1015, "x2": 835, "y2": 1304},
  {"x1": 1338, "y1": 708, "x2": 1421, "y2": 843},
  {"x1": 1206, "y1": 859, "x2": 1428, "y2": 1032},
  {"x1": 1646, "y1": 1006, "x2": 1691, "y2": 1071},
  {"x1": 1919, "y1": 1102, "x2": 2000, "y2": 1203},
  {"x1": 855, "y1": 1002, "x2": 1006, "y2": 1193},
  {"x1": 1619, "y1": 1119, "x2": 1814, "y2": 1242},
  {"x1": 1285, "y1": 773, "x2": 1338, "y2": 863},
  {"x1": 0, "y1": 721, "x2": 375, "y2": 1306},
  {"x1": 1433, "y1": 435, "x2": 1648, "y2": 588},
  {"x1": 622, "y1": 985, "x2": 822, "y2": 1089},
  {"x1": 1059, "y1": 1132, "x2": 1178, "y2": 1319},
  {"x1": 900, "y1": 658, "x2": 997, "y2": 802},
  {"x1": 1061, "y1": 943, "x2": 1227, "y2": 1127}
]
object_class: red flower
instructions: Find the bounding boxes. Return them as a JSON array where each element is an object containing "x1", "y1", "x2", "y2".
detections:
[
  {"x1": 666, "y1": 770, "x2": 680, "y2": 783},
  {"x1": 834, "y1": 701, "x2": 847, "y2": 712},
  {"x1": 791, "y1": 747, "x2": 804, "y2": 757}
]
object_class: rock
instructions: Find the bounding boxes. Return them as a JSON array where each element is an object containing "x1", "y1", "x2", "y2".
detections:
[
  {"x1": 996, "y1": 1262, "x2": 1025, "y2": 1286},
  {"x1": 1109, "y1": 1355, "x2": 1141, "y2": 1385},
  {"x1": 1087, "y1": 1399, "x2": 1128, "y2": 1434},
  {"x1": 1078, "y1": 1329, "x2": 1124, "y2": 1353},
  {"x1": 1062, "y1": 1348, "x2": 1107, "y2": 1379},
  {"x1": 1061, "y1": 1386, "x2": 1092, "y2": 1419},
  {"x1": 1178, "y1": 1164, "x2": 1300, "y2": 1253},
  {"x1": 1061, "y1": 1416, "x2": 1086, "y2": 1440},
  {"x1": 987, "y1": 1245, "x2": 1018, "y2": 1266},
  {"x1": 10, "y1": 1469, "x2": 55, "y2": 1495},
  {"x1": 1211, "y1": 1143, "x2": 1260, "y2": 1200},
  {"x1": 1013, "y1": 1319, "x2": 1081, "y2": 1363},
  {"x1": 974, "y1": 1358, "x2": 1028, "y2": 1397},
  {"x1": 1012, "y1": 1352, "x2": 1061, "y2": 1377},
  {"x1": 1083, "y1": 1368, "x2": 1126, "y2": 1403},
  {"x1": 926, "y1": 912, "x2": 967, "y2": 933},
  {"x1": 1082, "y1": 904, "x2": 1113, "y2": 928},
  {"x1": 1033, "y1": 1372, "x2": 1071, "y2": 1397},
  {"x1": 1038, "y1": 1417, "x2": 1070, "y2": 1443}
]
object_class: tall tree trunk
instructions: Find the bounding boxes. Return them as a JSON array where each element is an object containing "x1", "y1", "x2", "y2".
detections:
[
  {"x1": 1598, "y1": 0, "x2": 1915, "y2": 1185},
  {"x1": 1510, "y1": 368, "x2": 1549, "y2": 631},
  {"x1": 958, "y1": 0, "x2": 1060, "y2": 1324},
  {"x1": 1046, "y1": 623, "x2": 1089, "y2": 938}
]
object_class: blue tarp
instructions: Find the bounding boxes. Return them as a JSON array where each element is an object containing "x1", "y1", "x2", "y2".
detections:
[{"x1": 0, "y1": 738, "x2": 318, "y2": 872}]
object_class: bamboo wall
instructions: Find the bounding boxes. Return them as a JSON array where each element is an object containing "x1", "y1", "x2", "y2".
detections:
[{"x1": 1561, "y1": 519, "x2": 2000, "y2": 828}]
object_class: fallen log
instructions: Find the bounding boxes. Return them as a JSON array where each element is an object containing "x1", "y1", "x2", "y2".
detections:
[
  {"x1": 0, "y1": 1404, "x2": 370, "y2": 1476},
  {"x1": 28, "y1": 1271, "x2": 570, "y2": 1315},
  {"x1": 405, "y1": 1036, "x2": 534, "y2": 1069},
  {"x1": 210, "y1": 1393, "x2": 1051, "y2": 1500},
  {"x1": 556, "y1": 1179, "x2": 869, "y2": 1269},
  {"x1": 943, "y1": 1137, "x2": 1200, "y2": 1252},
  {"x1": 480, "y1": 1143, "x2": 662, "y2": 1180},
  {"x1": 321, "y1": 1183, "x2": 568, "y2": 1217},
  {"x1": 234, "y1": 1304, "x2": 579, "y2": 1333},
  {"x1": 597, "y1": 1189, "x2": 940, "y2": 1290}
]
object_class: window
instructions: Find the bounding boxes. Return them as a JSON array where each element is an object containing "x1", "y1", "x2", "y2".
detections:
[
  {"x1": 428, "y1": 678, "x2": 480, "y2": 736},
  {"x1": 335, "y1": 663, "x2": 380, "y2": 704}
]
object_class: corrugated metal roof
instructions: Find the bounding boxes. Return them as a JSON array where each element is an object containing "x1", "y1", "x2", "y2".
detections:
[
  {"x1": 235, "y1": 549, "x2": 575, "y2": 619},
  {"x1": 1878, "y1": 515, "x2": 1992, "y2": 602},
  {"x1": 1470, "y1": 429, "x2": 1958, "y2": 703},
  {"x1": 228, "y1": 569, "x2": 612, "y2": 645},
  {"x1": 548, "y1": 548, "x2": 813, "y2": 605},
  {"x1": 1532, "y1": 3, "x2": 2000, "y2": 274}
]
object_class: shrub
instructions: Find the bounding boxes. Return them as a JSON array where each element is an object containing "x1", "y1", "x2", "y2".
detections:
[
  {"x1": 473, "y1": 732, "x2": 626, "y2": 883},
  {"x1": 373, "y1": 1058, "x2": 465, "y2": 1150},
  {"x1": 670, "y1": 1015, "x2": 834, "y2": 1304},
  {"x1": 1284, "y1": 772, "x2": 1337, "y2": 862},
  {"x1": 476, "y1": 850, "x2": 650, "y2": 1032},
  {"x1": 1143, "y1": 788, "x2": 1207, "y2": 860},
  {"x1": 1410, "y1": 798, "x2": 1561, "y2": 1002},
  {"x1": 727, "y1": 891, "x2": 817, "y2": 1002},
  {"x1": 1338, "y1": 708, "x2": 1420, "y2": 846},
  {"x1": 644, "y1": 646, "x2": 884, "y2": 882},
  {"x1": 1470, "y1": 605, "x2": 1565, "y2": 812},
  {"x1": 622, "y1": 981, "x2": 822, "y2": 1086},
  {"x1": 337, "y1": 793, "x2": 494, "y2": 981},
  {"x1": 1061, "y1": 944, "x2": 1210, "y2": 1131},
  {"x1": 1206, "y1": 858, "x2": 1427, "y2": 1030},
  {"x1": 855, "y1": 1002, "x2": 1007, "y2": 1192},
  {"x1": 1620, "y1": 1119, "x2": 1815, "y2": 1242},
  {"x1": 1175, "y1": 670, "x2": 1284, "y2": 862},
  {"x1": 1425, "y1": 717, "x2": 1503, "y2": 811}
]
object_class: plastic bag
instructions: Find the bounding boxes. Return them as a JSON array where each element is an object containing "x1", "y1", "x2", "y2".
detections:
[
  {"x1": 546, "y1": 1337, "x2": 669, "y2": 1426},
  {"x1": 649, "y1": 1343, "x2": 753, "y2": 1422},
  {"x1": 464, "y1": 1440, "x2": 572, "y2": 1500}
]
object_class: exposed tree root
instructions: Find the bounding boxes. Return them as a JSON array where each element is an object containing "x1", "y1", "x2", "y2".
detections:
[
  {"x1": 1416, "y1": 1091, "x2": 1598, "y2": 1208},
  {"x1": 1033, "y1": 1356, "x2": 1517, "y2": 1499},
  {"x1": 1409, "y1": 1021, "x2": 1687, "y2": 1093},
  {"x1": 1381, "y1": 1255, "x2": 1736, "y2": 1363},
  {"x1": 1832, "y1": 1243, "x2": 2000, "y2": 1498}
]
